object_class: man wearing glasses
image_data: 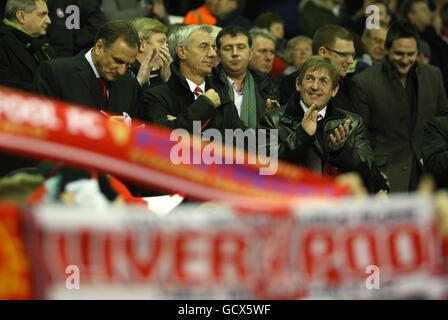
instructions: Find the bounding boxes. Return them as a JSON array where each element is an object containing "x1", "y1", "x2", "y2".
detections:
[{"x1": 280, "y1": 25, "x2": 358, "y2": 114}]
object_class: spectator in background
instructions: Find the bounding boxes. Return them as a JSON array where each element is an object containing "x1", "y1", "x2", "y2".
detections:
[
  {"x1": 344, "y1": 0, "x2": 392, "y2": 36},
  {"x1": 352, "y1": 20, "x2": 448, "y2": 192},
  {"x1": 210, "y1": 24, "x2": 222, "y2": 67},
  {"x1": 183, "y1": 0, "x2": 221, "y2": 25},
  {"x1": 403, "y1": 0, "x2": 448, "y2": 93},
  {"x1": 129, "y1": 17, "x2": 172, "y2": 88},
  {"x1": 216, "y1": 0, "x2": 251, "y2": 30},
  {"x1": 248, "y1": 27, "x2": 276, "y2": 74},
  {"x1": 46, "y1": 0, "x2": 105, "y2": 57},
  {"x1": 253, "y1": 11, "x2": 287, "y2": 77},
  {"x1": 283, "y1": 36, "x2": 313, "y2": 75},
  {"x1": 418, "y1": 39, "x2": 432, "y2": 64},
  {"x1": 361, "y1": 22, "x2": 388, "y2": 65},
  {"x1": 103, "y1": 0, "x2": 169, "y2": 25},
  {"x1": 298, "y1": 0, "x2": 343, "y2": 38},
  {"x1": 0, "y1": 0, "x2": 54, "y2": 92}
]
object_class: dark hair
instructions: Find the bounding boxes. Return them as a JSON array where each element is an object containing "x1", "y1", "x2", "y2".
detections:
[
  {"x1": 385, "y1": 19, "x2": 420, "y2": 49},
  {"x1": 216, "y1": 25, "x2": 251, "y2": 50},
  {"x1": 253, "y1": 12, "x2": 284, "y2": 29},
  {"x1": 94, "y1": 20, "x2": 140, "y2": 49},
  {"x1": 400, "y1": 0, "x2": 427, "y2": 20},
  {"x1": 312, "y1": 25, "x2": 353, "y2": 54},
  {"x1": 369, "y1": 0, "x2": 391, "y2": 16}
]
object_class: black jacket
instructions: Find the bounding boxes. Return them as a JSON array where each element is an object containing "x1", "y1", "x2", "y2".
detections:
[
  {"x1": 46, "y1": 0, "x2": 105, "y2": 57},
  {"x1": 258, "y1": 92, "x2": 386, "y2": 192},
  {"x1": 423, "y1": 116, "x2": 448, "y2": 189},
  {"x1": 139, "y1": 63, "x2": 248, "y2": 134},
  {"x1": 34, "y1": 50, "x2": 141, "y2": 117},
  {"x1": 0, "y1": 22, "x2": 54, "y2": 92}
]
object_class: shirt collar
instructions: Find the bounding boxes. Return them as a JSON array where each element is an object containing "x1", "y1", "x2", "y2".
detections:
[
  {"x1": 300, "y1": 100, "x2": 327, "y2": 120},
  {"x1": 85, "y1": 48, "x2": 101, "y2": 78},
  {"x1": 186, "y1": 78, "x2": 205, "y2": 93}
]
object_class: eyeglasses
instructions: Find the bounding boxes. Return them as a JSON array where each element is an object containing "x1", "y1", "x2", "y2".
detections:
[{"x1": 324, "y1": 47, "x2": 356, "y2": 60}]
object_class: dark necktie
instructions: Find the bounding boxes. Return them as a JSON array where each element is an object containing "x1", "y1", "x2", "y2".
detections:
[
  {"x1": 193, "y1": 85, "x2": 203, "y2": 98},
  {"x1": 99, "y1": 78, "x2": 109, "y2": 106}
]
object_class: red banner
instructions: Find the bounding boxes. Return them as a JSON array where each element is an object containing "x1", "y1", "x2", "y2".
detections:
[{"x1": 0, "y1": 87, "x2": 347, "y2": 209}]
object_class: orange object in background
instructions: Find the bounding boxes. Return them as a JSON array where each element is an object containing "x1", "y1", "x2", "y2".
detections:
[
  {"x1": 0, "y1": 203, "x2": 33, "y2": 299},
  {"x1": 184, "y1": 5, "x2": 217, "y2": 25}
]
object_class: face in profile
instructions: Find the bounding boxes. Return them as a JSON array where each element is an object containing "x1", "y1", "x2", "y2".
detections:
[
  {"x1": 180, "y1": 30, "x2": 217, "y2": 78},
  {"x1": 21, "y1": 0, "x2": 51, "y2": 38},
  {"x1": 387, "y1": 37, "x2": 418, "y2": 78},
  {"x1": 297, "y1": 67, "x2": 338, "y2": 111},
  {"x1": 94, "y1": 37, "x2": 138, "y2": 81}
]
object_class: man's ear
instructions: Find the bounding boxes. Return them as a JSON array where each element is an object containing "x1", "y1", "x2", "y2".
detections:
[
  {"x1": 138, "y1": 39, "x2": 145, "y2": 53},
  {"x1": 15, "y1": 10, "x2": 27, "y2": 24},
  {"x1": 295, "y1": 77, "x2": 301, "y2": 92},
  {"x1": 176, "y1": 44, "x2": 186, "y2": 61},
  {"x1": 318, "y1": 46, "x2": 326, "y2": 56},
  {"x1": 331, "y1": 84, "x2": 339, "y2": 98},
  {"x1": 94, "y1": 39, "x2": 103, "y2": 56}
]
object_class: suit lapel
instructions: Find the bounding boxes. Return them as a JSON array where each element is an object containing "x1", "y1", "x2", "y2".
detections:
[{"x1": 74, "y1": 52, "x2": 105, "y2": 109}]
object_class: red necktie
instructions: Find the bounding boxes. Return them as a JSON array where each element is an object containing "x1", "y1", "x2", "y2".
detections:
[
  {"x1": 193, "y1": 85, "x2": 203, "y2": 98},
  {"x1": 99, "y1": 78, "x2": 109, "y2": 106}
]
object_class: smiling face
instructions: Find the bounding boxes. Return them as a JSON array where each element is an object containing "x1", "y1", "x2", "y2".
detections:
[
  {"x1": 218, "y1": 33, "x2": 252, "y2": 78},
  {"x1": 387, "y1": 37, "x2": 418, "y2": 78},
  {"x1": 93, "y1": 37, "x2": 138, "y2": 81},
  {"x1": 319, "y1": 38, "x2": 355, "y2": 78},
  {"x1": 179, "y1": 29, "x2": 217, "y2": 79},
  {"x1": 297, "y1": 67, "x2": 338, "y2": 110}
]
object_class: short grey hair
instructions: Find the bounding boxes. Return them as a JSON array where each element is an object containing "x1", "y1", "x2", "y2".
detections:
[
  {"x1": 4, "y1": 0, "x2": 47, "y2": 21},
  {"x1": 248, "y1": 27, "x2": 276, "y2": 48},
  {"x1": 168, "y1": 24, "x2": 213, "y2": 63},
  {"x1": 285, "y1": 36, "x2": 312, "y2": 64}
]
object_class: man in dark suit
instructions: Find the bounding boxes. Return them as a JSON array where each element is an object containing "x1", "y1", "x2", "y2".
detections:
[
  {"x1": 34, "y1": 20, "x2": 141, "y2": 118},
  {"x1": 0, "y1": 0, "x2": 53, "y2": 92},
  {"x1": 352, "y1": 20, "x2": 448, "y2": 192},
  {"x1": 0, "y1": 0, "x2": 53, "y2": 177},
  {"x1": 139, "y1": 24, "x2": 248, "y2": 135}
]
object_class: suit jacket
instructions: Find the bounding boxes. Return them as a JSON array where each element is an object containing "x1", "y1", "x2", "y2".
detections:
[
  {"x1": 139, "y1": 63, "x2": 248, "y2": 135},
  {"x1": 423, "y1": 116, "x2": 448, "y2": 189},
  {"x1": 0, "y1": 22, "x2": 40, "y2": 92},
  {"x1": 34, "y1": 51, "x2": 141, "y2": 116},
  {"x1": 352, "y1": 59, "x2": 448, "y2": 192}
]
